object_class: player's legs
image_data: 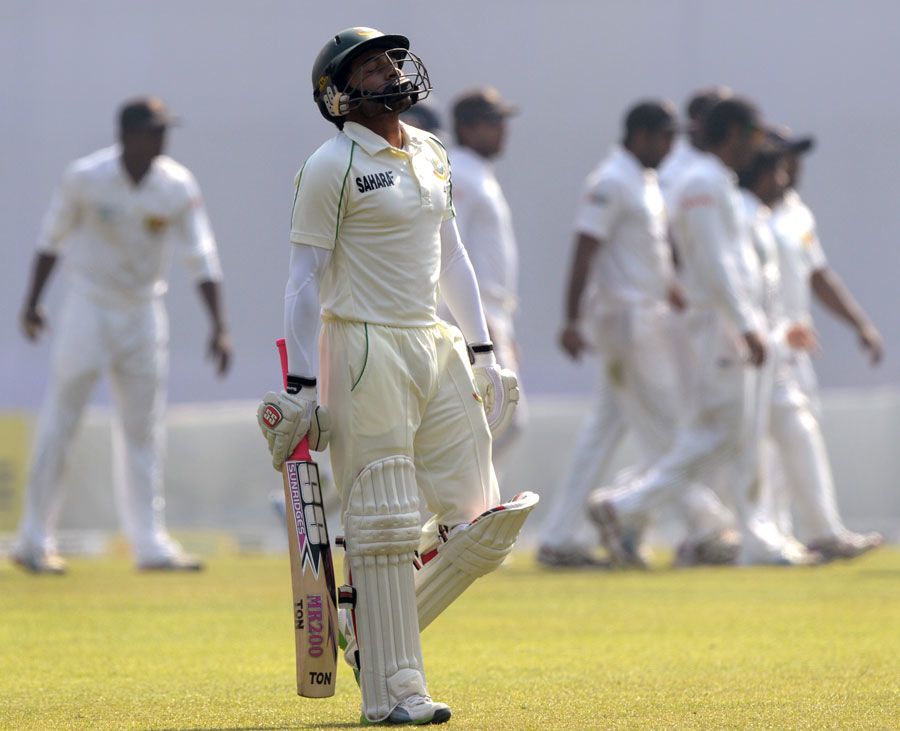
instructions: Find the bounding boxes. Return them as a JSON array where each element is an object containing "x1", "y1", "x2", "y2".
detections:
[
  {"x1": 771, "y1": 388, "x2": 844, "y2": 541},
  {"x1": 107, "y1": 300, "x2": 179, "y2": 564},
  {"x1": 15, "y1": 292, "x2": 104, "y2": 560},
  {"x1": 591, "y1": 312, "x2": 785, "y2": 561},
  {"x1": 320, "y1": 319, "x2": 442, "y2": 722},
  {"x1": 536, "y1": 365, "x2": 626, "y2": 559},
  {"x1": 412, "y1": 323, "x2": 535, "y2": 628},
  {"x1": 616, "y1": 306, "x2": 734, "y2": 542}
]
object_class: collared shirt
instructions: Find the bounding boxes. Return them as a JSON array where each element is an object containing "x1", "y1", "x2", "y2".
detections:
[
  {"x1": 290, "y1": 121, "x2": 453, "y2": 327},
  {"x1": 573, "y1": 145, "x2": 674, "y2": 314},
  {"x1": 658, "y1": 136, "x2": 704, "y2": 209},
  {"x1": 669, "y1": 152, "x2": 765, "y2": 334},
  {"x1": 772, "y1": 189, "x2": 827, "y2": 324},
  {"x1": 38, "y1": 145, "x2": 221, "y2": 304},
  {"x1": 448, "y1": 146, "x2": 518, "y2": 319},
  {"x1": 741, "y1": 190, "x2": 784, "y2": 331}
]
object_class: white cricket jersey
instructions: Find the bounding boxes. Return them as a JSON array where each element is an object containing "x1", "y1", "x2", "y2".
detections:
[
  {"x1": 741, "y1": 190, "x2": 784, "y2": 331},
  {"x1": 37, "y1": 145, "x2": 221, "y2": 304},
  {"x1": 574, "y1": 145, "x2": 674, "y2": 314},
  {"x1": 772, "y1": 189, "x2": 827, "y2": 324},
  {"x1": 290, "y1": 121, "x2": 453, "y2": 327},
  {"x1": 658, "y1": 137, "x2": 704, "y2": 209},
  {"x1": 447, "y1": 146, "x2": 518, "y2": 319},
  {"x1": 669, "y1": 153, "x2": 765, "y2": 334}
]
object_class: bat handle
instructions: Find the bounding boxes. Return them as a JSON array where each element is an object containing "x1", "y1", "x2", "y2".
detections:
[{"x1": 276, "y1": 338, "x2": 312, "y2": 462}]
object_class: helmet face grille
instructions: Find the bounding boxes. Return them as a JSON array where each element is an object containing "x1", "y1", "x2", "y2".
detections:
[{"x1": 340, "y1": 48, "x2": 432, "y2": 112}]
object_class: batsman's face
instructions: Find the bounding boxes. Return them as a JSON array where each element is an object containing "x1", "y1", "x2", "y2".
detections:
[{"x1": 349, "y1": 48, "x2": 402, "y2": 93}]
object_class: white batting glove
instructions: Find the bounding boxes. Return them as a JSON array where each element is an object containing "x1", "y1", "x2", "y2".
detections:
[
  {"x1": 257, "y1": 381, "x2": 330, "y2": 470},
  {"x1": 471, "y1": 344, "x2": 520, "y2": 438}
]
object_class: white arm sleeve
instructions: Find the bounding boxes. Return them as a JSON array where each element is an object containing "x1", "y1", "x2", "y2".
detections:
[
  {"x1": 37, "y1": 164, "x2": 83, "y2": 254},
  {"x1": 439, "y1": 217, "x2": 491, "y2": 344},
  {"x1": 284, "y1": 243, "x2": 331, "y2": 379},
  {"x1": 173, "y1": 174, "x2": 223, "y2": 282}
]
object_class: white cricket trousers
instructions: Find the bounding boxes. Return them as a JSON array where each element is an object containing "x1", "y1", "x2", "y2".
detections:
[
  {"x1": 612, "y1": 310, "x2": 785, "y2": 561},
  {"x1": 319, "y1": 317, "x2": 501, "y2": 551},
  {"x1": 540, "y1": 305, "x2": 731, "y2": 551},
  {"x1": 16, "y1": 289, "x2": 176, "y2": 561},
  {"x1": 768, "y1": 350, "x2": 844, "y2": 541}
]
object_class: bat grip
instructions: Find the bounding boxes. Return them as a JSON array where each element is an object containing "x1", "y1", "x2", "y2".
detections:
[{"x1": 276, "y1": 338, "x2": 312, "y2": 462}]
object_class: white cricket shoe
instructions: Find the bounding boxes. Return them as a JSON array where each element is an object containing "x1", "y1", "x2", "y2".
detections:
[
  {"x1": 738, "y1": 539, "x2": 822, "y2": 566},
  {"x1": 12, "y1": 547, "x2": 67, "y2": 575},
  {"x1": 385, "y1": 694, "x2": 451, "y2": 725},
  {"x1": 807, "y1": 531, "x2": 883, "y2": 562}
]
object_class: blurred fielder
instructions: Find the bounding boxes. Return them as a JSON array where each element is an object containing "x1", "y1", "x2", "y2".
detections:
[
  {"x1": 589, "y1": 98, "x2": 818, "y2": 566},
  {"x1": 541, "y1": 101, "x2": 734, "y2": 569},
  {"x1": 256, "y1": 27, "x2": 536, "y2": 725},
  {"x1": 13, "y1": 98, "x2": 231, "y2": 574},
  {"x1": 766, "y1": 128, "x2": 883, "y2": 560},
  {"x1": 448, "y1": 87, "x2": 526, "y2": 470}
]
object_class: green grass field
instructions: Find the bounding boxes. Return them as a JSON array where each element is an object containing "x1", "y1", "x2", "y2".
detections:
[{"x1": 1, "y1": 549, "x2": 898, "y2": 730}]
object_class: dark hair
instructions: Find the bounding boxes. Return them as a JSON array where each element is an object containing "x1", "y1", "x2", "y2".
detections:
[
  {"x1": 704, "y1": 97, "x2": 760, "y2": 147},
  {"x1": 686, "y1": 87, "x2": 730, "y2": 121},
  {"x1": 623, "y1": 100, "x2": 676, "y2": 144}
]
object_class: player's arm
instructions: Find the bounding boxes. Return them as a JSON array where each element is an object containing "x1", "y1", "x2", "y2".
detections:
[
  {"x1": 172, "y1": 172, "x2": 231, "y2": 375},
  {"x1": 559, "y1": 175, "x2": 621, "y2": 360},
  {"x1": 811, "y1": 267, "x2": 882, "y2": 365},
  {"x1": 20, "y1": 253, "x2": 59, "y2": 341},
  {"x1": 680, "y1": 189, "x2": 766, "y2": 365},
  {"x1": 21, "y1": 165, "x2": 82, "y2": 341},
  {"x1": 560, "y1": 232, "x2": 602, "y2": 360}
]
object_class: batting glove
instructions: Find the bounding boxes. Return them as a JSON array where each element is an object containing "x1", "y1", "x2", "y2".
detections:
[
  {"x1": 257, "y1": 383, "x2": 330, "y2": 470},
  {"x1": 471, "y1": 344, "x2": 520, "y2": 438}
]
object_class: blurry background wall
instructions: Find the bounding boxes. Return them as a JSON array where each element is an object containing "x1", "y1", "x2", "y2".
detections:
[{"x1": 2, "y1": 0, "x2": 898, "y2": 409}]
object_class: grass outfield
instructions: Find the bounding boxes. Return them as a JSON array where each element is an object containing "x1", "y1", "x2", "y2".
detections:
[{"x1": 1, "y1": 549, "x2": 898, "y2": 730}]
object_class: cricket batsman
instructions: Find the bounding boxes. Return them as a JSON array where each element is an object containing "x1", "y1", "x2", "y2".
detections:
[{"x1": 257, "y1": 27, "x2": 537, "y2": 725}]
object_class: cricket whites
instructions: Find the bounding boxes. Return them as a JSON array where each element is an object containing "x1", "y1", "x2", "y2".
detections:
[{"x1": 274, "y1": 338, "x2": 338, "y2": 697}]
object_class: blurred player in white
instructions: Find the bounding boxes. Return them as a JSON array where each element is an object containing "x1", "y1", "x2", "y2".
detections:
[
  {"x1": 256, "y1": 28, "x2": 535, "y2": 725},
  {"x1": 589, "y1": 98, "x2": 818, "y2": 566},
  {"x1": 737, "y1": 147, "x2": 810, "y2": 559},
  {"x1": 13, "y1": 97, "x2": 231, "y2": 574},
  {"x1": 539, "y1": 101, "x2": 734, "y2": 568},
  {"x1": 448, "y1": 87, "x2": 525, "y2": 468},
  {"x1": 659, "y1": 87, "x2": 732, "y2": 205},
  {"x1": 766, "y1": 128, "x2": 883, "y2": 560}
]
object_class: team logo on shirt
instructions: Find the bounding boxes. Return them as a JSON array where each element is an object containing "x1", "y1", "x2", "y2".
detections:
[
  {"x1": 143, "y1": 214, "x2": 170, "y2": 235},
  {"x1": 430, "y1": 158, "x2": 448, "y2": 181},
  {"x1": 356, "y1": 171, "x2": 397, "y2": 193}
]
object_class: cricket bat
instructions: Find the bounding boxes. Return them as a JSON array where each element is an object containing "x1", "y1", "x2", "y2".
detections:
[{"x1": 271, "y1": 338, "x2": 338, "y2": 697}]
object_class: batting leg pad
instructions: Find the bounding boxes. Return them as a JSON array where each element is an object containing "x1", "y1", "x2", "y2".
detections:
[
  {"x1": 415, "y1": 491, "x2": 539, "y2": 630},
  {"x1": 344, "y1": 456, "x2": 427, "y2": 723}
]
